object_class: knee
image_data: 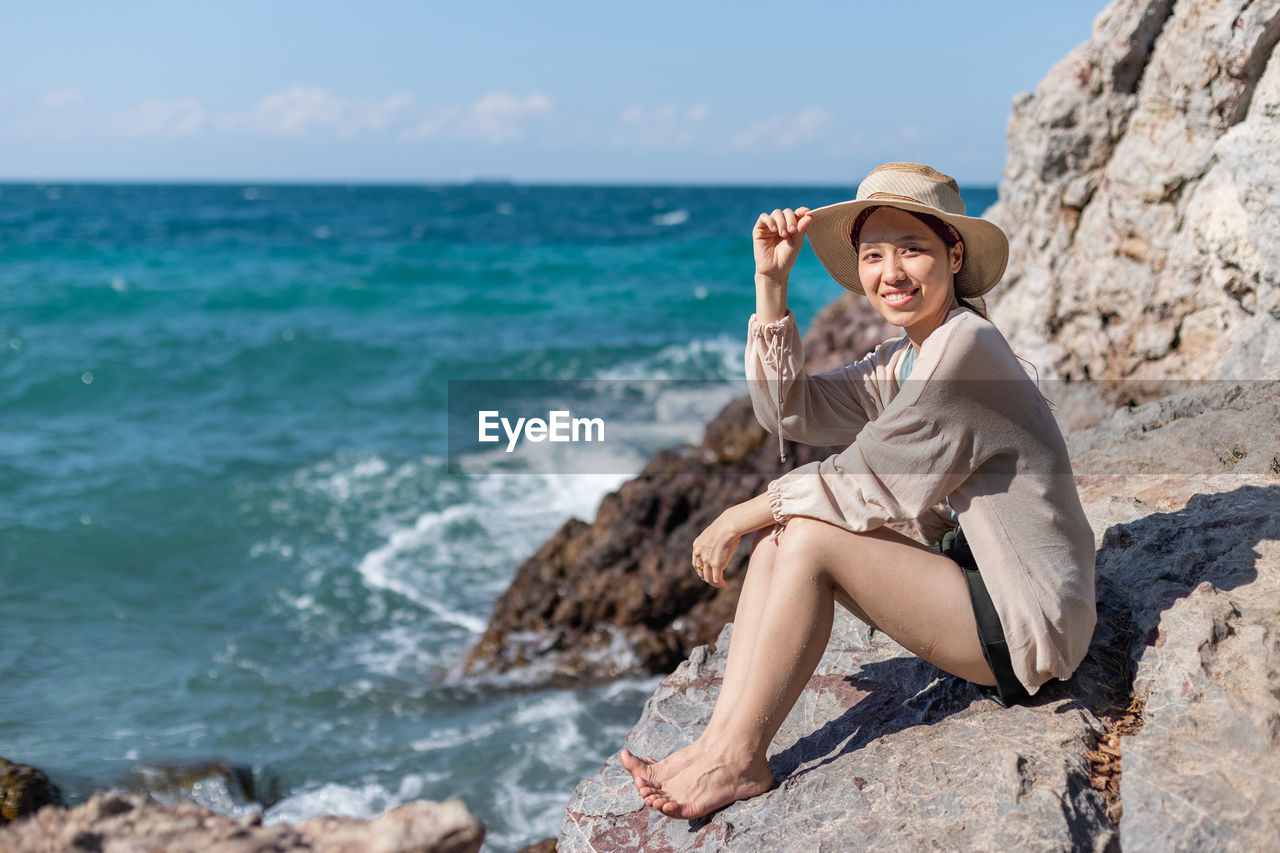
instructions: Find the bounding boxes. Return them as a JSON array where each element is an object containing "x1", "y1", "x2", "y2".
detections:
[
  {"x1": 773, "y1": 517, "x2": 826, "y2": 554},
  {"x1": 772, "y1": 517, "x2": 835, "y2": 577}
]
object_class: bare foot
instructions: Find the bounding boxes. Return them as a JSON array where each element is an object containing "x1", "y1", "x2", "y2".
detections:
[
  {"x1": 619, "y1": 741, "x2": 706, "y2": 801},
  {"x1": 638, "y1": 751, "x2": 774, "y2": 820}
]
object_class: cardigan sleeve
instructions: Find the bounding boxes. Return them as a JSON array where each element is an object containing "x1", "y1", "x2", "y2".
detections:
[
  {"x1": 745, "y1": 309, "x2": 889, "y2": 464},
  {"x1": 763, "y1": 318, "x2": 983, "y2": 537}
]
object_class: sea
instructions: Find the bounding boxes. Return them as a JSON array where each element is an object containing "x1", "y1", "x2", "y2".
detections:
[{"x1": 0, "y1": 182, "x2": 996, "y2": 850}]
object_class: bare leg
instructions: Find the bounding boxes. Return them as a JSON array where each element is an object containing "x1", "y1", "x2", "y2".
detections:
[
  {"x1": 641, "y1": 517, "x2": 995, "y2": 819},
  {"x1": 621, "y1": 528, "x2": 779, "y2": 791},
  {"x1": 624, "y1": 525, "x2": 902, "y2": 802}
]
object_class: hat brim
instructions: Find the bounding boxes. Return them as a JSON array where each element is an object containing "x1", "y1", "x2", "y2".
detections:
[{"x1": 806, "y1": 199, "x2": 1009, "y2": 299}]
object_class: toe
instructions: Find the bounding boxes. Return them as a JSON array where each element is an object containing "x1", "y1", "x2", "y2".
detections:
[{"x1": 621, "y1": 748, "x2": 654, "y2": 767}]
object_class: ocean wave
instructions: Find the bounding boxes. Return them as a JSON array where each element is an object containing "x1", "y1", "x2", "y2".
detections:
[
  {"x1": 356, "y1": 504, "x2": 491, "y2": 634},
  {"x1": 257, "y1": 451, "x2": 633, "y2": 679},
  {"x1": 593, "y1": 334, "x2": 742, "y2": 381}
]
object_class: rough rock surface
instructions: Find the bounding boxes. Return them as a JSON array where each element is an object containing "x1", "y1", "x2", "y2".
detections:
[
  {"x1": 0, "y1": 792, "x2": 485, "y2": 853},
  {"x1": 0, "y1": 759, "x2": 62, "y2": 825},
  {"x1": 986, "y1": 0, "x2": 1280, "y2": 388},
  {"x1": 564, "y1": 619, "x2": 1112, "y2": 852},
  {"x1": 456, "y1": 296, "x2": 894, "y2": 684},
  {"x1": 557, "y1": 380, "x2": 1280, "y2": 851}
]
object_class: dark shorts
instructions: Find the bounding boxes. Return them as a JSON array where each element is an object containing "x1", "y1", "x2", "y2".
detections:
[{"x1": 937, "y1": 526, "x2": 1029, "y2": 707}]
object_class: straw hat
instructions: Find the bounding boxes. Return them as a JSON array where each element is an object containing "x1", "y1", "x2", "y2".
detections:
[{"x1": 806, "y1": 162, "x2": 1009, "y2": 301}]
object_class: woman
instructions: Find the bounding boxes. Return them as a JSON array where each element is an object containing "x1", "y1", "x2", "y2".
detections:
[{"x1": 619, "y1": 162, "x2": 1097, "y2": 820}]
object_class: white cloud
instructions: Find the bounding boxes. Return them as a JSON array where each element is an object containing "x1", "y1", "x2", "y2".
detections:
[
  {"x1": 731, "y1": 107, "x2": 832, "y2": 150},
  {"x1": 112, "y1": 96, "x2": 206, "y2": 136},
  {"x1": 2, "y1": 89, "x2": 95, "y2": 139},
  {"x1": 613, "y1": 104, "x2": 709, "y2": 148},
  {"x1": 221, "y1": 86, "x2": 413, "y2": 137},
  {"x1": 40, "y1": 88, "x2": 85, "y2": 109},
  {"x1": 469, "y1": 91, "x2": 551, "y2": 141},
  {"x1": 6, "y1": 86, "x2": 418, "y2": 142},
  {"x1": 402, "y1": 91, "x2": 552, "y2": 143}
]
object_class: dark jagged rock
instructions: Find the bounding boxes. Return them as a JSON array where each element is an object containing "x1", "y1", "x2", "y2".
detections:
[
  {"x1": 456, "y1": 298, "x2": 894, "y2": 684},
  {"x1": 0, "y1": 758, "x2": 63, "y2": 825}
]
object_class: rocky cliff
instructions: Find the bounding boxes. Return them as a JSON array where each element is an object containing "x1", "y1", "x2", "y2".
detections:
[{"x1": 986, "y1": 0, "x2": 1280, "y2": 388}]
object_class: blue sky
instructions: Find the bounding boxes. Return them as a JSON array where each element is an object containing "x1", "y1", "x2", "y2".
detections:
[{"x1": 0, "y1": 1, "x2": 1102, "y2": 184}]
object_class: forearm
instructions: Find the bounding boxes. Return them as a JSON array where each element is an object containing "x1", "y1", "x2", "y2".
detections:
[
  {"x1": 754, "y1": 272, "x2": 788, "y2": 324},
  {"x1": 725, "y1": 491, "x2": 778, "y2": 536}
]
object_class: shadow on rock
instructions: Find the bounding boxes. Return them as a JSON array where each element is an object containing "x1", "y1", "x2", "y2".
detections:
[
  {"x1": 1043, "y1": 484, "x2": 1278, "y2": 718},
  {"x1": 770, "y1": 657, "x2": 985, "y2": 782}
]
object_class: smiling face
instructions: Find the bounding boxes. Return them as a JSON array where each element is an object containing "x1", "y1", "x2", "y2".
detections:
[{"x1": 856, "y1": 206, "x2": 965, "y2": 348}]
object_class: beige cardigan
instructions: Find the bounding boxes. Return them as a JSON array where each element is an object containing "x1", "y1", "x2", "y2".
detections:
[{"x1": 745, "y1": 305, "x2": 1096, "y2": 695}]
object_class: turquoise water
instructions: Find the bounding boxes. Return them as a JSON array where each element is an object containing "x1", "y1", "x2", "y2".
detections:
[{"x1": 0, "y1": 182, "x2": 996, "y2": 849}]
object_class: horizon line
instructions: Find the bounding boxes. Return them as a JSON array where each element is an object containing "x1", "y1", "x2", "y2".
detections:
[{"x1": 0, "y1": 176, "x2": 1004, "y2": 190}]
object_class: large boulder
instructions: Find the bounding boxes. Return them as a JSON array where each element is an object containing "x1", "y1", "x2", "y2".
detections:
[{"x1": 556, "y1": 380, "x2": 1280, "y2": 851}]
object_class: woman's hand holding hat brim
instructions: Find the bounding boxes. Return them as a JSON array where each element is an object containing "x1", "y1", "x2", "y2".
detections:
[{"x1": 754, "y1": 206, "x2": 812, "y2": 284}]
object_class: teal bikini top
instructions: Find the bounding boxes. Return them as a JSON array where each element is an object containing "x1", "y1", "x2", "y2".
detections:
[{"x1": 895, "y1": 338, "x2": 918, "y2": 385}]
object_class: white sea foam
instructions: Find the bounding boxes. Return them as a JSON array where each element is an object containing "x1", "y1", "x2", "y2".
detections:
[
  {"x1": 409, "y1": 717, "x2": 507, "y2": 753},
  {"x1": 347, "y1": 623, "x2": 449, "y2": 677},
  {"x1": 255, "y1": 674, "x2": 663, "y2": 850},
  {"x1": 356, "y1": 504, "x2": 490, "y2": 634},
  {"x1": 263, "y1": 773, "x2": 442, "y2": 826},
  {"x1": 256, "y1": 449, "x2": 652, "y2": 695},
  {"x1": 451, "y1": 438, "x2": 648, "y2": 477},
  {"x1": 651, "y1": 208, "x2": 689, "y2": 226},
  {"x1": 594, "y1": 334, "x2": 741, "y2": 381},
  {"x1": 297, "y1": 453, "x2": 394, "y2": 505}
]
